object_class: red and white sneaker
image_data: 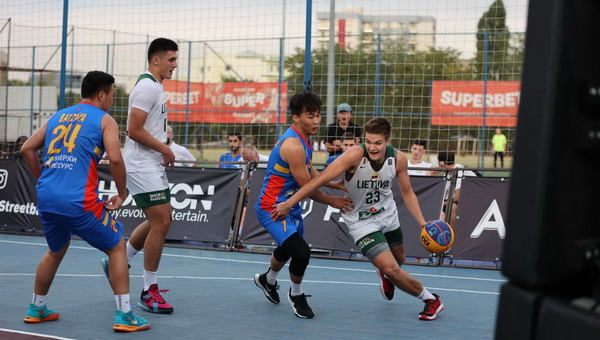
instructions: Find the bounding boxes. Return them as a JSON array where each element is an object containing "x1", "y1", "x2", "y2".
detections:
[
  {"x1": 376, "y1": 268, "x2": 395, "y2": 301},
  {"x1": 138, "y1": 284, "x2": 174, "y2": 314},
  {"x1": 419, "y1": 294, "x2": 444, "y2": 321}
]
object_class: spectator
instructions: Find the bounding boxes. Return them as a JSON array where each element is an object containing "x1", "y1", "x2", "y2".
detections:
[
  {"x1": 166, "y1": 125, "x2": 196, "y2": 167},
  {"x1": 219, "y1": 132, "x2": 243, "y2": 168},
  {"x1": 325, "y1": 103, "x2": 362, "y2": 157},
  {"x1": 11, "y1": 135, "x2": 29, "y2": 160},
  {"x1": 436, "y1": 151, "x2": 477, "y2": 228},
  {"x1": 407, "y1": 139, "x2": 432, "y2": 176},
  {"x1": 491, "y1": 128, "x2": 507, "y2": 168},
  {"x1": 241, "y1": 143, "x2": 269, "y2": 169},
  {"x1": 325, "y1": 132, "x2": 355, "y2": 166}
]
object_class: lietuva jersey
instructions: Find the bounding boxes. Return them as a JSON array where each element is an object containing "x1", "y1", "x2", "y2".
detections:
[
  {"x1": 36, "y1": 102, "x2": 107, "y2": 218},
  {"x1": 343, "y1": 144, "x2": 397, "y2": 224},
  {"x1": 255, "y1": 126, "x2": 313, "y2": 217},
  {"x1": 123, "y1": 72, "x2": 167, "y2": 172}
]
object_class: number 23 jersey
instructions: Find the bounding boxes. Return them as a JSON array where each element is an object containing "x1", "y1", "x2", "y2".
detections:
[{"x1": 342, "y1": 144, "x2": 397, "y2": 224}]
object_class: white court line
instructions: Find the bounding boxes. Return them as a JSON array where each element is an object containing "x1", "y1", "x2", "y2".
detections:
[
  {"x1": 0, "y1": 328, "x2": 78, "y2": 340},
  {"x1": 0, "y1": 239, "x2": 507, "y2": 283},
  {"x1": 0, "y1": 273, "x2": 500, "y2": 295}
]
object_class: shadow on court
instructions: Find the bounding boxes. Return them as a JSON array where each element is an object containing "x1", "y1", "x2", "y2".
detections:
[{"x1": 0, "y1": 234, "x2": 505, "y2": 340}]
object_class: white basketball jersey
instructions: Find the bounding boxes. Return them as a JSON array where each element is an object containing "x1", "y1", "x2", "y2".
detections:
[
  {"x1": 123, "y1": 72, "x2": 168, "y2": 172},
  {"x1": 343, "y1": 145, "x2": 397, "y2": 223}
]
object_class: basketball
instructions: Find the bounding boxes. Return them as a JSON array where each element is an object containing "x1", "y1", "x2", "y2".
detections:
[{"x1": 420, "y1": 220, "x2": 455, "y2": 253}]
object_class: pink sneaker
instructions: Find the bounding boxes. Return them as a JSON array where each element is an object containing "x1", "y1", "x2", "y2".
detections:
[
  {"x1": 376, "y1": 268, "x2": 395, "y2": 301},
  {"x1": 138, "y1": 284, "x2": 174, "y2": 314}
]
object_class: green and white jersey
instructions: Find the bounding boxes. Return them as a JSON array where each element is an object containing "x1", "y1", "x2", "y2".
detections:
[
  {"x1": 123, "y1": 72, "x2": 168, "y2": 172},
  {"x1": 343, "y1": 144, "x2": 397, "y2": 224}
]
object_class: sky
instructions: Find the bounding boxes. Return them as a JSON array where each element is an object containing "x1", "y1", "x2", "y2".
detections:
[{"x1": 1, "y1": 0, "x2": 530, "y2": 83}]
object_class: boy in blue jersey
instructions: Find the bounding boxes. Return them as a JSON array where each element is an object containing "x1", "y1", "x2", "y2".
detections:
[
  {"x1": 20, "y1": 71, "x2": 150, "y2": 332},
  {"x1": 253, "y1": 91, "x2": 353, "y2": 319}
]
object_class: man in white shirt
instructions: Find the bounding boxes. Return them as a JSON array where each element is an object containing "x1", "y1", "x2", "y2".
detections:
[
  {"x1": 407, "y1": 139, "x2": 432, "y2": 176},
  {"x1": 167, "y1": 125, "x2": 196, "y2": 167},
  {"x1": 102, "y1": 38, "x2": 178, "y2": 314}
]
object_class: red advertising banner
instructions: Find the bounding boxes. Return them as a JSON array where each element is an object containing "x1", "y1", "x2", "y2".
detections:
[
  {"x1": 163, "y1": 80, "x2": 287, "y2": 124},
  {"x1": 431, "y1": 81, "x2": 520, "y2": 127}
]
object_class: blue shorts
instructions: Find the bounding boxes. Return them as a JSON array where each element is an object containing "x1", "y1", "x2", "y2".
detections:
[
  {"x1": 255, "y1": 208, "x2": 304, "y2": 246},
  {"x1": 39, "y1": 208, "x2": 123, "y2": 253}
]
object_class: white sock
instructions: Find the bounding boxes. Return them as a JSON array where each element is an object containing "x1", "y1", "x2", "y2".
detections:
[
  {"x1": 32, "y1": 293, "x2": 46, "y2": 307},
  {"x1": 126, "y1": 241, "x2": 138, "y2": 263},
  {"x1": 417, "y1": 288, "x2": 436, "y2": 302},
  {"x1": 115, "y1": 294, "x2": 131, "y2": 313},
  {"x1": 143, "y1": 269, "x2": 157, "y2": 291},
  {"x1": 290, "y1": 282, "x2": 303, "y2": 296},
  {"x1": 266, "y1": 268, "x2": 279, "y2": 285}
]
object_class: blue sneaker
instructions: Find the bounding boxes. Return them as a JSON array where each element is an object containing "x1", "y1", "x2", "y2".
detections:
[
  {"x1": 113, "y1": 310, "x2": 150, "y2": 332},
  {"x1": 24, "y1": 303, "x2": 60, "y2": 323}
]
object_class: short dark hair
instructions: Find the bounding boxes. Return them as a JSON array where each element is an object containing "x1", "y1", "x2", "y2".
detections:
[
  {"x1": 437, "y1": 151, "x2": 455, "y2": 165},
  {"x1": 81, "y1": 71, "x2": 115, "y2": 99},
  {"x1": 148, "y1": 38, "x2": 179, "y2": 63},
  {"x1": 364, "y1": 117, "x2": 391, "y2": 140},
  {"x1": 342, "y1": 132, "x2": 355, "y2": 140},
  {"x1": 412, "y1": 139, "x2": 427, "y2": 149},
  {"x1": 289, "y1": 91, "x2": 322, "y2": 117},
  {"x1": 228, "y1": 132, "x2": 242, "y2": 141}
]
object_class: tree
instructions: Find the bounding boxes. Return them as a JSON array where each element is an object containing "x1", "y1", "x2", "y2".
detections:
[{"x1": 474, "y1": 0, "x2": 512, "y2": 81}]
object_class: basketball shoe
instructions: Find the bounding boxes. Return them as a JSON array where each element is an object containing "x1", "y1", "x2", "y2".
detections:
[
  {"x1": 419, "y1": 294, "x2": 444, "y2": 321},
  {"x1": 376, "y1": 268, "x2": 395, "y2": 301},
  {"x1": 113, "y1": 310, "x2": 150, "y2": 332},
  {"x1": 287, "y1": 288, "x2": 315, "y2": 319},
  {"x1": 138, "y1": 284, "x2": 174, "y2": 314},
  {"x1": 254, "y1": 273, "x2": 280, "y2": 304},
  {"x1": 23, "y1": 303, "x2": 59, "y2": 323}
]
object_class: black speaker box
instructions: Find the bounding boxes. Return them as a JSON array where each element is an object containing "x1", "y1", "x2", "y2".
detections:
[{"x1": 503, "y1": 0, "x2": 600, "y2": 289}]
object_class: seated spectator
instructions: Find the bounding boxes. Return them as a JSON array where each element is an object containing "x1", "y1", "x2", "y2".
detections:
[
  {"x1": 241, "y1": 143, "x2": 269, "y2": 170},
  {"x1": 325, "y1": 132, "x2": 355, "y2": 166},
  {"x1": 407, "y1": 139, "x2": 433, "y2": 176},
  {"x1": 219, "y1": 132, "x2": 243, "y2": 168},
  {"x1": 167, "y1": 125, "x2": 196, "y2": 167},
  {"x1": 435, "y1": 151, "x2": 477, "y2": 228}
]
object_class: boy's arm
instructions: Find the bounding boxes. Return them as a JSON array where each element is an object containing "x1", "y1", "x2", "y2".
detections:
[
  {"x1": 271, "y1": 146, "x2": 361, "y2": 220},
  {"x1": 396, "y1": 152, "x2": 427, "y2": 227}
]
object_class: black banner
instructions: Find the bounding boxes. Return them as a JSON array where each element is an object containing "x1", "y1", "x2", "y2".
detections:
[
  {"x1": 241, "y1": 169, "x2": 447, "y2": 256},
  {"x1": 0, "y1": 160, "x2": 42, "y2": 231},
  {"x1": 452, "y1": 177, "x2": 509, "y2": 261},
  {"x1": 97, "y1": 165, "x2": 241, "y2": 242},
  {"x1": 0, "y1": 160, "x2": 240, "y2": 243}
]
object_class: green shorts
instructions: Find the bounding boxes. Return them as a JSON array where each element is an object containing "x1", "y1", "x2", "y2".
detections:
[
  {"x1": 356, "y1": 228, "x2": 404, "y2": 262},
  {"x1": 132, "y1": 189, "x2": 171, "y2": 208}
]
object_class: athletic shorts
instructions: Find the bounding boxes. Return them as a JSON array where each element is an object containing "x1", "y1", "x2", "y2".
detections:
[
  {"x1": 127, "y1": 171, "x2": 171, "y2": 208},
  {"x1": 356, "y1": 228, "x2": 404, "y2": 261},
  {"x1": 39, "y1": 208, "x2": 123, "y2": 253},
  {"x1": 345, "y1": 208, "x2": 401, "y2": 244},
  {"x1": 255, "y1": 208, "x2": 304, "y2": 246}
]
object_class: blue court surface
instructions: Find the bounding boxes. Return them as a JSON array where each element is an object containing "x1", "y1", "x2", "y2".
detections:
[{"x1": 0, "y1": 234, "x2": 505, "y2": 340}]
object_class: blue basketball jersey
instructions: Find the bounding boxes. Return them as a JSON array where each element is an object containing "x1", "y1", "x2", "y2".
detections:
[
  {"x1": 37, "y1": 102, "x2": 107, "y2": 218},
  {"x1": 255, "y1": 126, "x2": 313, "y2": 217}
]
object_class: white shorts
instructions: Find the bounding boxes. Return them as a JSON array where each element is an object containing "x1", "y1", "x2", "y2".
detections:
[
  {"x1": 126, "y1": 171, "x2": 169, "y2": 196},
  {"x1": 345, "y1": 209, "x2": 400, "y2": 243}
]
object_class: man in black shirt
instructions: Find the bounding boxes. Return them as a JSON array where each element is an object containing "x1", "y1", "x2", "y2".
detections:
[{"x1": 325, "y1": 103, "x2": 362, "y2": 157}]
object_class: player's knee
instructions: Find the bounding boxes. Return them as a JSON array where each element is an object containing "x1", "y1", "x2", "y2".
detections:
[
  {"x1": 282, "y1": 233, "x2": 311, "y2": 277},
  {"x1": 273, "y1": 246, "x2": 291, "y2": 263},
  {"x1": 381, "y1": 264, "x2": 401, "y2": 279}
]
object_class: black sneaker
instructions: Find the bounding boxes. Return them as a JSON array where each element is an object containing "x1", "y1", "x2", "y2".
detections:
[
  {"x1": 254, "y1": 273, "x2": 280, "y2": 304},
  {"x1": 287, "y1": 288, "x2": 315, "y2": 319}
]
